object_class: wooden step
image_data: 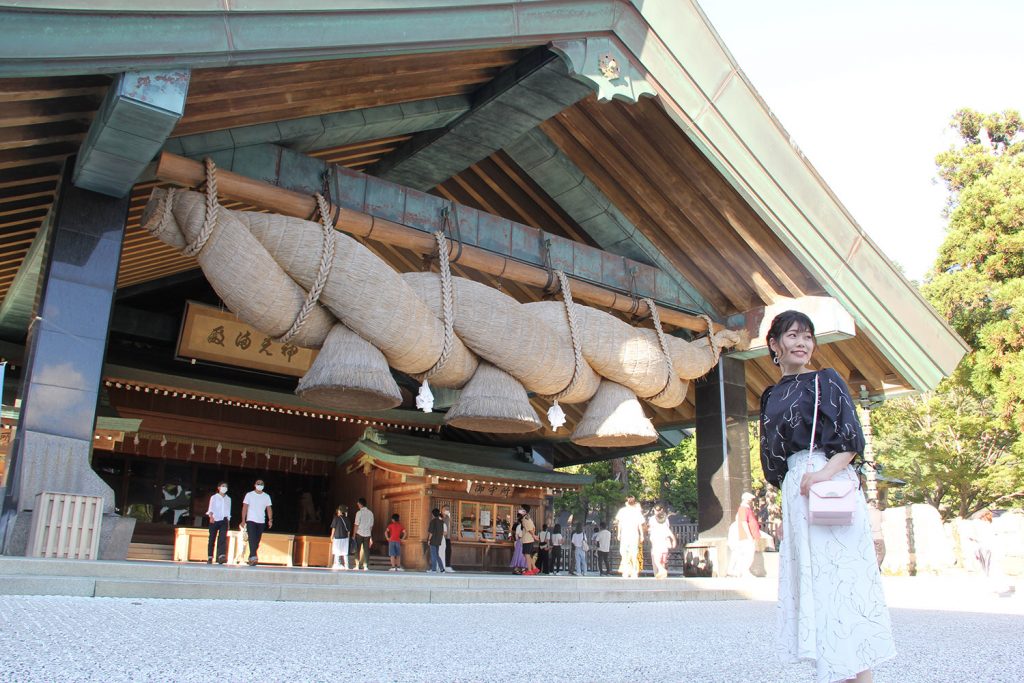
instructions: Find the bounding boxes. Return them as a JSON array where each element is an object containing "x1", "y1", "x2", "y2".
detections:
[{"x1": 127, "y1": 543, "x2": 174, "y2": 562}]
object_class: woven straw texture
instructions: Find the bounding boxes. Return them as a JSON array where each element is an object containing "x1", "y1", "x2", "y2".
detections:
[
  {"x1": 142, "y1": 188, "x2": 744, "y2": 444},
  {"x1": 402, "y1": 273, "x2": 572, "y2": 395},
  {"x1": 237, "y1": 207, "x2": 476, "y2": 384},
  {"x1": 142, "y1": 188, "x2": 333, "y2": 348},
  {"x1": 295, "y1": 323, "x2": 402, "y2": 411},
  {"x1": 444, "y1": 362, "x2": 542, "y2": 433},
  {"x1": 571, "y1": 380, "x2": 658, "y2": 447}
]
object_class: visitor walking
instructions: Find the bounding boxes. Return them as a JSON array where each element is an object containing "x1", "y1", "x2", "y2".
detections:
[
  {"x1": 726, "y1": 492, "x2": 760, "y2": 577},
  {"x1": 520, "y1": 505, "x2": 539, "y2": 575},
  {"x1": 550, "y1": 523, "x2": 564, "y2": 575},
  {"x1": 595, "y1": 522, "x2": 612, "y2": 575},
  {"x1": 241, "y1": 479, "x2": 272, "y2": 566},
  {"x1": 538, "y1": 523, "x2": 552, "y2": 574},
  {"x1": 386, "y1": 513, "x2": 406, "y2": 571},
  {"x1": 570, "y1": 523, "x2": 588, "y2": 575},
  {"x1": 205, "y1": 482, "x2": 230, "y2": 565},
  {"x1": 427, "y1": 508, "x2": 445, "y2": 573},
  {"x1": 615, "y1": 496, "x2": 644, "y2": 578},
  {"x1": 647, "y1": 505, "x2": 676, "y2": 579},
  {"x1": 509, "y1": 512, "x2": 527, "y2": 574},
  {"x1": 330, "y1": 505, "x2": 350, "y2": 570},
  {"x1": 440, "y1": 505, "x2": 456, "y2": 572},
  {"x1": 760, "y1": 310, "x2": 895, "y2": 683},
  {"x1": 353, "y1": 498, "x2": 374, "y2": 571}
]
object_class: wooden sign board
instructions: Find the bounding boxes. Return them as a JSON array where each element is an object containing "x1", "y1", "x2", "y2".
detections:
[{"x1": 177, "y1": 301, "x2": 317, "y2": 377}]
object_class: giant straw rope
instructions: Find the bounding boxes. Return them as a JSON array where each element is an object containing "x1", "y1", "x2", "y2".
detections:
[{"x1": 142, "y1": 160, "x2": 741, "y2": 445}]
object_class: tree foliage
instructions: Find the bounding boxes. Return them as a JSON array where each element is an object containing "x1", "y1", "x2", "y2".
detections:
[
  {"x1": 924, "y1": 108, "x2": 1024, "y2": 438},
  {"x1": 872, "y1": 379, "x2": 1021, "y2": 518},
  {"x1": 554, "y1": 438, "x2": 699, "y2": 523}
]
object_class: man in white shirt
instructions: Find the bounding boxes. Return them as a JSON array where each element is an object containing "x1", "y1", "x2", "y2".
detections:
[
  {"x1": 206, "y1": 481, "x2": 231, "y2": 565},
  {"x1": 615, "y1": 496, "x2": 645, "y2": 578},
  {"x1": 241, "y1": 479, "x2": 273, "y2": 566},
  {"x1": 353, "y1": 497, "x2": 375, "y2": 571},
  {"x1": 595, "y1": 522, "x2": 613, "y2": 575},
  {"x1": 440, "y1": 505, "x2": 456, "y2": 572}
]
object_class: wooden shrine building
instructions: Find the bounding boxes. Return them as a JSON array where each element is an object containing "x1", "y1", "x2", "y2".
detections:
[{"x1": 0, "y1": 1, "x2": 966, "y2": 562}]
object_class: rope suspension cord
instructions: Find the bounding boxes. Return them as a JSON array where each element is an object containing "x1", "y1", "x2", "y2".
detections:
[
  {"x1": 539, "y1": 270, "x2": 585, "y2": 403},
  {"x1": 642, "y1": 296, "x2": 677, "y2": 403},
  {"x1": 275, "y1": 192, "x2": 337, "y2": 344},
  {"x1": 182, "y1": 157, "x2": 220, "y2": 258},
  {"x1": 701, "y1": 314, "x2": 720, "y2": 364},
  {"x1": 413, "y1": 229, "x2": 456, "y2": 382}
]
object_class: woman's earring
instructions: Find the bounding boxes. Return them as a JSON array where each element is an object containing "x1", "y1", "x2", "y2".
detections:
[{"x1": 772, "y1": 355, "x2": 780, "y2": 366}]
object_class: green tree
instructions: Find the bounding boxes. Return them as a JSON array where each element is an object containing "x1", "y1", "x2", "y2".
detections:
[
  {"x1": 872, "y1": 379, "x2": 1021, "y2": 519},
  {"x1": 924, "y1": 108, "x2": 1024, "y2": 439}
]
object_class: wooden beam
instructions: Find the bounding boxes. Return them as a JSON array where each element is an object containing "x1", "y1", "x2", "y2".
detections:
[{"x1": 153, "y1": 151, "x2": 728, "y2": 335}]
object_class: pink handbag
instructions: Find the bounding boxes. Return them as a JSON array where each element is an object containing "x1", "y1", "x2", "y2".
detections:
[{"x1": 806, "y1": 373, "x2": 858, "y2": 526}]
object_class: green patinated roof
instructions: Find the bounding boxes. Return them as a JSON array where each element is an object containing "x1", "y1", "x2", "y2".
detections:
[
  {"x1": 339, "y1": 433, "x2": 593, "y2": 486},
  {"x1": 0, "y1": 0, "x2": 968, "y2": 393}
]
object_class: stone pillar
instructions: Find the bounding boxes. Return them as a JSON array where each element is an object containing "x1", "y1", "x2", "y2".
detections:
[
  {"x1": 684, "y1": 357, "x2": 750, "y2": 576},
  {"x1": 1, "y1": 162, "x2": 134, "y2": 557}
]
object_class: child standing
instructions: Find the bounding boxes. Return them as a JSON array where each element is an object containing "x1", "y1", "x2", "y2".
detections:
[
  {"x1": 330, "y1": 505, "x2": 350, "y2": 570},
  {"x1": 386, "y1": 513, "x2": 406, "y2": 571},
  {"x1": 571, "y1": 523, "x2": 589, "y2": 576}
]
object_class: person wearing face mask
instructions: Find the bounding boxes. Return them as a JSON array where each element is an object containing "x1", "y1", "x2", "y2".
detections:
[
  {"x1": 241, "y1": 479, "x2": 273, "y2": 566},
  {"x1": 205, "y1": 482, "x2": 231, "y2": 565}
]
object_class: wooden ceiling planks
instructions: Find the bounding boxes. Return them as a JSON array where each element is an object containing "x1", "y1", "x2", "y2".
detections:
[
  {"x1": 543, "y1": 96, "x2": 826, "y2": 316},
  {"x1": 0, "y1": 48, "x2": 526, "y2": 302},
  {"x1": 0, "y1": 73, "x2": 109, "y2": 300},
  {"x1": 175, "y1": 47, "x2": 525, "y2": 137}
]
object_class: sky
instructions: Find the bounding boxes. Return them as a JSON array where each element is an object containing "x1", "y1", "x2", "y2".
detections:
[{"x1": 696, "y1": 0, "x2": 1024, "y2": 281}]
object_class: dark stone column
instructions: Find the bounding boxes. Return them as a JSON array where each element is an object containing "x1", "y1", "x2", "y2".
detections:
[
  {"x1": 694, "y1": 356, "x2": 750, "y2": 539},
  {"x1": 1, "y1": 162, "x2": 133, "y2": 556}
]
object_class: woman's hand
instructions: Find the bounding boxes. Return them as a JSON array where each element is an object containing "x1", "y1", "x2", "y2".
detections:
[{"x1": 799, "y1": 470, "x2": 830, "y2": 496}]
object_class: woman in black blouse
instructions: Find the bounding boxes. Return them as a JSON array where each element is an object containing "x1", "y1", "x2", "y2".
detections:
[{"x1": 760, "y1": 310, "x2": 895, "y2": 683}]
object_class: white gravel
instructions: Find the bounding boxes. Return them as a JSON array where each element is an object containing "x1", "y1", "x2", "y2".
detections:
[{"x1": 0, "y1": 590, "x2": 1022, "y2": 683}]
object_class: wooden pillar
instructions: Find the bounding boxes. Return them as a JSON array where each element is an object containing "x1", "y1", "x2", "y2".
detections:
[
  {"x1": 1, "y1": 161, "x2": 134, "y2": 557},
  {"x1": 694, "y1": 356, "x2": 750, "y2": 539}
]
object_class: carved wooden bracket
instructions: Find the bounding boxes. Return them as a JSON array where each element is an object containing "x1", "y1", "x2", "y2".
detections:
[{"x1": 549, "y1": 37, "x2": 657, "y2": 104}]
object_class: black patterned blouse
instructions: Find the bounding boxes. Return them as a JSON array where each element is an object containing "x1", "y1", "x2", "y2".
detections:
[{"x1": 759, "y1": 368, "x2": 865, "y2": 488}]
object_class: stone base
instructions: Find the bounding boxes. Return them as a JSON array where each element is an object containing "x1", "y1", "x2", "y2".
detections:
[
  {"x1": 3, "y1": 511, "x2": 136, "y2": 559},
  {"x1": 9, "y1": 432, "x2": 115, "y2": 514}
]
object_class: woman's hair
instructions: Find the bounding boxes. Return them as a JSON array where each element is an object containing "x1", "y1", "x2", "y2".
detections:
[
  {"x1": 336, "y1": 505, "x2": 346, "y2": 515},
  {"x1": 431, "y1": 508, "x2": 441, "y2": 518},
  {"x1": 553, "y1": 523, "x2": 562, "y2": 534},
  {"x1": 766, "y1": 310, "x2": 816, "y2": 363},
  {"x1": 574, "y1": 522, "x2": 583, "y2": 533}
]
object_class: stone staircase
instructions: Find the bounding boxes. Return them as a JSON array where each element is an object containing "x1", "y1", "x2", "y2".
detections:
[{"x1": 0, "y1": 556, "x2": 770, "y2": 604}]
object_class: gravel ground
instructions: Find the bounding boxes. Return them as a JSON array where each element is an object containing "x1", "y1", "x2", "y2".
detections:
[{"x1": 0, "y1": 588, "x2": 1021, "y2": 682}]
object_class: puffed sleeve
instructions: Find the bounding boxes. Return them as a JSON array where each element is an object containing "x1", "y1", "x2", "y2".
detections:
[
  {"x1": 816, "y1": 368, "x2": 865, "y2": 459},
  {"x1": 759, "y1": 386, "x2": 785, "y2": 489}
]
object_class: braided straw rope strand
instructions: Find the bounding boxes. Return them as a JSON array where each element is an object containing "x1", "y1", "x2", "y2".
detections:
[
  {"x1": 414, "y1": 230, "x2": 456, "y2": 381},
  {"x1": 642, "y1": 297, "x2": 677, "y2": 403},
  {"x1": 539, "y1": 270, "x2": 585, "y2": 402},
  {"x1": 702, "y1": 314, "x2": 721, "y2": 364},
  {"x1": 275, "y1": 193, "x2": 337, "y2": 344},
  {"x1": 182, "y1": 157, "x2": 220, "y2": 258}
]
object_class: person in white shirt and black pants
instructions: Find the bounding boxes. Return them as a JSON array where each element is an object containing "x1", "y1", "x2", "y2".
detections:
[
  {"x1": 206, "y1": 481, "x2": 231, "y2": 564},
  {"x1": 241, "y1": 479, "x2": 273, "y2": 566}
]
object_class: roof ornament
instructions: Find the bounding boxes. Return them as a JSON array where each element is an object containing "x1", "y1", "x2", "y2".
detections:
[{"x1": 549, "y1": 37, "x2": 657, "y2": 104}]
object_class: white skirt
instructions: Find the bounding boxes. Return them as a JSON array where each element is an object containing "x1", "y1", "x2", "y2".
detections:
[
  {"x1": 778, "y1": 450, "x2": 896, "y2": 683},
  {"x1": 332, "y1": 538, "x2": 349, "y2": 556}
]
